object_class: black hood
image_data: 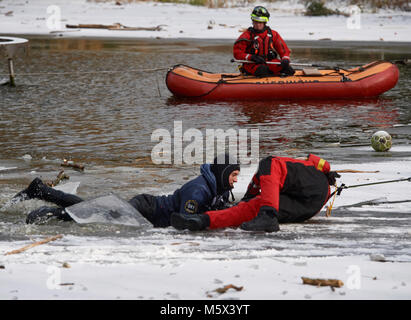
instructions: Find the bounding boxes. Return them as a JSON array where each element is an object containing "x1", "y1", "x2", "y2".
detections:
[{"x1": 210, "y1": 154, "x2": 240, "y2": 195}]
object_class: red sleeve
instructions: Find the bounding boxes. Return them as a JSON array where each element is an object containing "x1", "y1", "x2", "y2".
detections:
[
  {"x1": 233, "y1": 31, "x2": 253, "y2": 61},
  {"x1": 272, "y1": 31, "x2": 291, "y2": 61}
]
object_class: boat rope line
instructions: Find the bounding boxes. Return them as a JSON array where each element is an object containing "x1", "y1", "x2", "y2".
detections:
[
  {"x1": 0, "y1": 67, "x2": 169, "y2": 77},
  {"x1": 192, "y1": 82, "x2": 222, "y2": 98},
  {"x1": 325, "y1": 176, "x2": 411, "y2": 216}
]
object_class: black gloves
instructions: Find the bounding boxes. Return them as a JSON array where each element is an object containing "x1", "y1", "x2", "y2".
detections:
[
  {"x1": 280, "y1": 58, "x2": 290, "y2": 69},
  {"x1": 326, "y1": 171, "x2": 341, "y2": 185},
  {"x1": 267, "y1": 51, "x2": 277, "y2": 61},
  {"x1": 280, "y1": 58, "x2": 295, "y2": 75},
  {"x1": 170, "y1": 212, "x2": 210, "y2": 231},
  {"x1": 251, "y1": 54, "x2": 266, "y2": 64}
]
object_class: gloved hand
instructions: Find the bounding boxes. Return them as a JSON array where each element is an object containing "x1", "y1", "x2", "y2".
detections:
[
  {"x1": 280, "y1": 58, "x2": 290, "y2": 69},
  {"x1": 251, "y1": 54, "x2": 266, "y2": 64},
  {"x1": 326, "y1": 171, "x2": 341, "y2": 185},
  {"x1": 267, "y1": 51, "x2": 277, "y2": 61},
  {"x1": 170, "y1": 212, "x2": 210, "y2": 231},
  {"x1": 280, "y1": 58, "x2": 295, "y2": 75}
]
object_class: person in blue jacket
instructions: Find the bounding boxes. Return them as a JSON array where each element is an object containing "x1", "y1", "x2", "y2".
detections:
[{"x1": 14, "y1": 154, "x2": 240, "y2": 226}]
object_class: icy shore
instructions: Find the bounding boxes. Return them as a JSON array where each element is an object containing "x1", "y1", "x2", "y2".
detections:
[{"x1": 0, "y1": 0, "x2": 411, "y2": 42}]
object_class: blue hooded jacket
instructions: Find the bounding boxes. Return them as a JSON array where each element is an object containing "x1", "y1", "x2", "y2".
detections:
[{"x1": 153, "y1": 164, "x2": 230, "y2": 227}]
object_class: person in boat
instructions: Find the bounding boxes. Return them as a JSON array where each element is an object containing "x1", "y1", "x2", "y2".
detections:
[
  {"x1": 171, "y1": 154, "x2": 340, "y2": 233},
  {"x1": 233, "y1": 6, "x2": 295, "y2": 77},
  {"x1": 15, "y1": 154, "x2": 240, "y2": 226}
]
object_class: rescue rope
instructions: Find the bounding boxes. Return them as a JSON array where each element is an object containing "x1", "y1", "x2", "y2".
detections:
[
  {"x1": 325, "y1": 177, "x2": 411, "y2": 217},
  {"x1": 326, "y1": 183, "x2": 338, "y2": 217},
  {"x1": 0, "y1": 67, "x2": 169, "y2": 77}
]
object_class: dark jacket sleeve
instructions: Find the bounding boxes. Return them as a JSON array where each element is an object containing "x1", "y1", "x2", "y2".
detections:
[{"x1": 178, "y1": 181, "x2": 213, "y2": 215}]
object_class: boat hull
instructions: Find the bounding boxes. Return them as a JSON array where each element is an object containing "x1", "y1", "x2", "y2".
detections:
[{"x1": 165, "y1": 61, "x2": 399, "y2": 100}]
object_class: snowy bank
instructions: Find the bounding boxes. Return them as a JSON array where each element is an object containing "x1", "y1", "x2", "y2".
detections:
[
  {"x1": 0, "y1": 0, "x2": 411, "y2": 41},
  {"x1": 1, "y1": 256, "x2": 410, "y2": 300}
]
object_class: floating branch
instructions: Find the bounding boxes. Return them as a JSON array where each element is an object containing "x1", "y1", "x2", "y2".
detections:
[
  {"x1": 5, "y1": 235, "x2": 63, "y2": 256},
  {"x1": 46, "y1": 170, "x2": 70, "y2": 187},
  {"x1": 61, "y1": 159, "x2": 84, "y2": 172}
]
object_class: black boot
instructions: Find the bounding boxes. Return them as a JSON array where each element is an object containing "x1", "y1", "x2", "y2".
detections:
[
  {"x1": 240, "y1": 206, "x2": 280, "y2": 232},
  {"x1": 13, "y1": 177, "x2": 83, "y2": 207},
  {"x1": 26, "y1": 206, "x2": 73, "y2": 224},
  {"x1": 170, "y1": 212, "x2": 210, "y2": 231},
  {"x1": 12, "y1": 178, "x2": 45, "y2": 202}
]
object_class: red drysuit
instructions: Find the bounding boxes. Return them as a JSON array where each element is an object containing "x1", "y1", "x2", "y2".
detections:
[
  {"x1": 205, "y1": 154, "x2": 331, "y2": 229},
  {"x1": 233, "y1": 27, "x2": 291, "y2": 75}
]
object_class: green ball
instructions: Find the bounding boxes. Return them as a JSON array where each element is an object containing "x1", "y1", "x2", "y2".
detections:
[{"x1": 371, "y1": 131, "x2": 392, "y2": 152}]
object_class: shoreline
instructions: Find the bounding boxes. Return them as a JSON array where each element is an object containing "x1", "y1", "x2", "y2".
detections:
[
  {"x1": 1, "y1": 1, "x2": 411, "y2": 43},
  {"x1": 2, "y1": 34, "x2": 411, "y2": 48}
]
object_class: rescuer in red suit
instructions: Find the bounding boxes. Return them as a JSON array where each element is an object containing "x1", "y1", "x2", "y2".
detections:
[
  {"x1": 171, "y1": 154, "x2": 341, "y2": 233},
  {"x1": 233, "y1": 6, "x2": 295, "y2": 77}
]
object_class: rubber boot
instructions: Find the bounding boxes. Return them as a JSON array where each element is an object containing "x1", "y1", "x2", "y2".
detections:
[
  {"x1": 240, "y1": 209, "x2": 280, "y2": 232},
  {"x1": 13, "y1": 177, "x2": 83, "y2": 207},
  {"x1": 26, "y1": 206, "x2": 73, "y2": 224},
  {"x1": 170, "y1": 212, "x2": 210, "y2": 231},
  {"x1": 12, "y1": 177, "x2": 45, "y2": 203}
]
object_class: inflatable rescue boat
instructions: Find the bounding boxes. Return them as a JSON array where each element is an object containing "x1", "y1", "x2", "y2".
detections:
[{"x1": 165, "y1": 61, "x2": 399, "y2": 100}]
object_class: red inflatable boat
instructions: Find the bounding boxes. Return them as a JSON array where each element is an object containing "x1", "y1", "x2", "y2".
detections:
[{"x1": 166, "y1": 61, "x2": 399, "y2": 100}]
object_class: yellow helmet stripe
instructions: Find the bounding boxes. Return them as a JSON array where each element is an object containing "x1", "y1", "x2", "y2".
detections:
[{"x1": 251, "y1": 14, "x2": 269, "y2": 23}]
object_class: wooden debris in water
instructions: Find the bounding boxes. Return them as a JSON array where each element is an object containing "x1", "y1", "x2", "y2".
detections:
[
  {"x1": 336, "y1": 169, "x2": 379, "y2": 173},
  {"x1": 61, "y1": 159, "x2": 84, "y2": 172},
  {"x1": 301, "y1": 277, "x2": 344, "y2": 288},
  {"x1": 65, "y1": 23, "x2": 165, "y2": 31},
  {"x1": 4, "y1": 235, "x2": 63, "y2": 256},
  {"x1": 46, "y1": 170, "x2": 70, "y2": 187}
]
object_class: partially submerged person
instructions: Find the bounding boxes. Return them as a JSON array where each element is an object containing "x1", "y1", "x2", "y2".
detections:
[
  {"x1": 14, "y1": 154, "x2": 240, "y2": 226},
  {"x1": 233, "y1": 6, "x2": 295, "y2": 77},
  {"x1": 171, "y1": 154, "x2": 340, "y2": 233}
]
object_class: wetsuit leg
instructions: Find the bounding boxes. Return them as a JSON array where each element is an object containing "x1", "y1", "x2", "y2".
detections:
[
  {"x1": 15, "y1": 177, "x2": 84, "y2": 208},
  {"x1": 128, "y1": 194, "x2": 158, "y2": 226}
]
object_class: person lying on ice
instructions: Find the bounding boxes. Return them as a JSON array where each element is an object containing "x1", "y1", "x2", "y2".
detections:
[
  {"x1": 233, "y1": 6, "x2": 295, "y2": 77},
  {"x1": 14, "y1": 154, "x2": 240, "y2": 226},
  {"x1": 170, "y1": 154, "x2": 340, "y2": 233}
]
